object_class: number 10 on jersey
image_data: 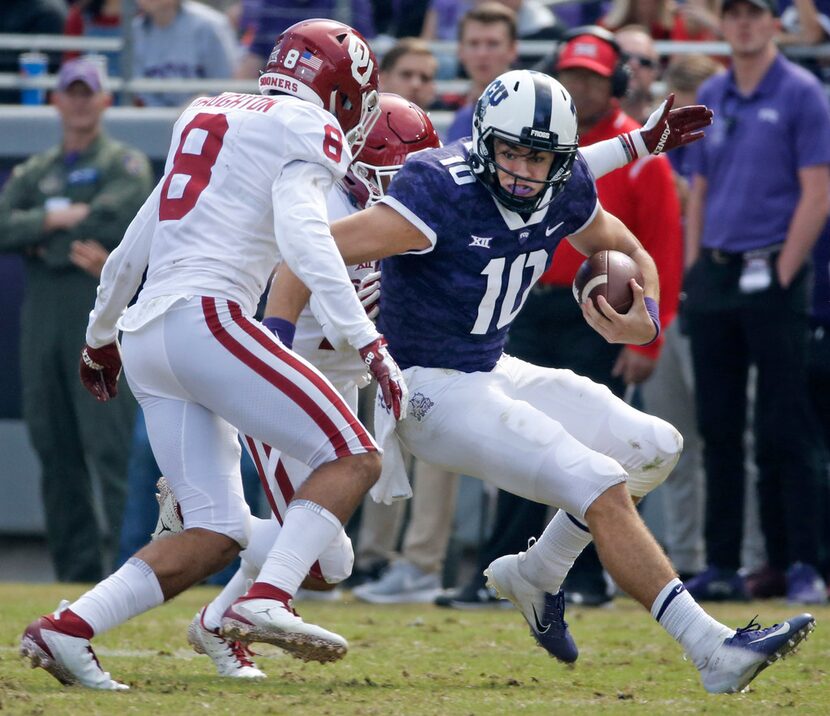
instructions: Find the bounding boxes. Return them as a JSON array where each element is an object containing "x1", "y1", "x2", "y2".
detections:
[{"x1": 472, "y1": 249, "x2": 547, "y2": 334}]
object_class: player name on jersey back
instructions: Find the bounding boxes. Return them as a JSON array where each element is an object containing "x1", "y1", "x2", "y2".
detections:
[{"x1": 190, "y1": 92, "x2": 283, "y2": 114}]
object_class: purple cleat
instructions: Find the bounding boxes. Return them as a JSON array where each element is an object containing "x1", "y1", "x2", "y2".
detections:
[
  {"x1": 484, "y1": 554, "x2": 578, "y2": 664},
  {"x1": 699, "y1": 613, "x2": 816, "y2": 693}
]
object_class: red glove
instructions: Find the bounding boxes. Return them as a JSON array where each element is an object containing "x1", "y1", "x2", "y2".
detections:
[
  {"x1": 359, "y1": 336, "x2": 408, "y2": 420},
  {"x1": 637, "y1": 94, "x2": 714, "y2": 155},
  {"x1": 79, "y1": 342, "x2": 122, "y2": 401}
]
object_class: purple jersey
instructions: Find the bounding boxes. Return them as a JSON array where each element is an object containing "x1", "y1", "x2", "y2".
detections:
[{"x1": 378, "y1": 140, "x2": 598, "y2": 372}]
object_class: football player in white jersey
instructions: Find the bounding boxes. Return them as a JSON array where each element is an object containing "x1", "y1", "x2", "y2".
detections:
[
  {"x1": 182, "y1": 93, "x2": 442, "y2": 678},
  {"x1": 20, "y1": 19, "x2": 409, "y2": 690}
]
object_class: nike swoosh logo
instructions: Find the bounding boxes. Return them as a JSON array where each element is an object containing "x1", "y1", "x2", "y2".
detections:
[
  {"x1": 546, "y1": 221, "x2": 564, "y2": 237},
  {"x1": 531, "y1": 605, "x2": 550, "y2": 634},
  {"x1": 748, "y1": 622, "x2": 790, "y2": 644}
]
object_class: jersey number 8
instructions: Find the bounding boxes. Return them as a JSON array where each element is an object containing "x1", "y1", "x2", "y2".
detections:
[
  {"x1": 283, "y1": 49, "x2": 300, "y2": 69},
  {"x1": 159, "y1": 113, "x2": 343, "y2": 222},
  {"x1": 159, "y1": 113, "x2": 229, "y2": 221}
]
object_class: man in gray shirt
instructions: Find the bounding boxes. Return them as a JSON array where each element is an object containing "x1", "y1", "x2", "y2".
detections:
[{"x1": 133, "y1": 0, "x2": 237, "y2": 107}]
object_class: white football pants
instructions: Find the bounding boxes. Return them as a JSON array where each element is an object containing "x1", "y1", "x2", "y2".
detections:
[
  {"x1": 395, "y1": 354, "x2": 682, "y2": 520},
  {"x1": 121, "y1": 296, "x2": 377, "y2": 548}
]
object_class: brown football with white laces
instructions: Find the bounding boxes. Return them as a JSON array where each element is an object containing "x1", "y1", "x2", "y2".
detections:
[{"x1": 572, "y1": 250, "x2": 643, "y2": 316}]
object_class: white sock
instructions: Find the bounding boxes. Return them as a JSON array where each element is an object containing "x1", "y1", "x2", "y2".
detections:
[
  {"x1": 70, "y1": 558, "x2": 164, "y2": 636},
  {"x1": 518, "y1": 511, "x2": 593, "y2": 593},
  {"x1": 238, "y1": 515, "x2": 280, "y2": 571},
  {"x1": 203, "y1": 559, "x2": 259, "y2": 630},
  {"x1": 256, "y1": 499, "x2": 342, "y2": 596},
  {"x1": 651, "y1": 578, "x2": 734, "y2": 669}
]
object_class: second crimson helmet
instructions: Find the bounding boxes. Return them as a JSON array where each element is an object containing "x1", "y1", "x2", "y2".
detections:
[
  {"x1": 259, "y1": 18, "x2": 380, "y2": 156},
  {"x1": 341, "y1": 93, "x2": 441, "y2": 208}
]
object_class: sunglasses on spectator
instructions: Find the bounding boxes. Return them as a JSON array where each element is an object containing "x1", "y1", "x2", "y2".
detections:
[{"x1": 626, "y1": 54, "x2": 658, "y2": 69}]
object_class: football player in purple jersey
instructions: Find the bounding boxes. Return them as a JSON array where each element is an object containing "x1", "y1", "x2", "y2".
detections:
[{"x1": 276, "y1": 69, "x2": 815, "y2": 694}]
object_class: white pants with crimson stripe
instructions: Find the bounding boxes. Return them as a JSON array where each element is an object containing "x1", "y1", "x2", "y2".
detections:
[
  {"x1": 238, "y1": 334, "x2": 365, "y2": 583},
  {"x1": 120, "y1": 296, "x2": 378, "y2": 547}
]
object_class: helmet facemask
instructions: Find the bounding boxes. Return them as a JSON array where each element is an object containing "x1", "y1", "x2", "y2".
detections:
[
  {"x1": 475, "y1": 123, "x2": 577, "y2": 214},
  {"x1": 347, "y1": 158, "x2": 402, "y2": 207},
  {"x1": 342, "y1": 88, "x2": 380, "y2": 158}
]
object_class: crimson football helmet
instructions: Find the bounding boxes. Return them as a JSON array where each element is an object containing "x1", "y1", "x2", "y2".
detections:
[
  {"x1": 259, "y1": 19, "x2": 380, "y2": 157},
  {"x1": 341, "y1": 93, "x2": 441, "y2": 208}
]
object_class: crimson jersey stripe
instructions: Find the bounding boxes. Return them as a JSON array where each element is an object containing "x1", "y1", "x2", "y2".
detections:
[
  {"x1": 308, "y1": 560, "x2": 325, "y2": 581},
  {"x1": 202, "y1": 297, "x2": 354, "y2": 458},
  {"x1": 225, "y1": 301, "x2": 375, "y2": 452},
  {"x1": 621, "y1": 132, "x2": 638, "y2": 159}
]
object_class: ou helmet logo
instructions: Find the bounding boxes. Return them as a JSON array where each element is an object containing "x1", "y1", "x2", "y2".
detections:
[{"x1": 348, "y1": 34, "x2": 374, "y2": 85}]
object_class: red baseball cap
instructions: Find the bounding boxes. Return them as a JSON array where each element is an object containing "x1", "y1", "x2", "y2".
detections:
[{"x1": 556, "y1": 35, "x2": 617, "y2": 77}]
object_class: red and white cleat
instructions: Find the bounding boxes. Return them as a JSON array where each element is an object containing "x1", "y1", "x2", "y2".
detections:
[
  {"x1": 187, "y1": 607, "x2": 266, "y2": 678},
  {"x1": 20, "y1": 601, "x2": 128, "y2": 690},
  {"x1": 221, "y1": 585, "x2": 347, "y2": 664}
]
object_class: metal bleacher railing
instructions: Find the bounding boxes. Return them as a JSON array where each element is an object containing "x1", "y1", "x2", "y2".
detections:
[
  {"x1": 3, "y1": 31, "x2": 830, "y2": 92},
  {"x1": 1, "y1": 31, "x2": 830, "y2": 163}
]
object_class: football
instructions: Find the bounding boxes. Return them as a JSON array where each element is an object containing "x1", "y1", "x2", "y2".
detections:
[{"x1": 572, "y1": 250, "x2": 644, "y2": 316}]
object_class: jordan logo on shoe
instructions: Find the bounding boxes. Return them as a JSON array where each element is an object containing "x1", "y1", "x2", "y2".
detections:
[
  {"x1": 157, "y1": 518, "x2": 172, "y2": 534},
  {"x1": 531, "y1": 605, "x2": 551, "y2": 634},
  {"x1": 254, "y1": 608, "x2": 277, "y2": 619},
  {"x1": 747, "y1": 623, "x2": 790, "y2": 644}
]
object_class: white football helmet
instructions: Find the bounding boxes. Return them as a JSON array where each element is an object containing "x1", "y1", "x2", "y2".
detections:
[{"x1": 469, "y1": 69, "x2": 579, "y2": 213}]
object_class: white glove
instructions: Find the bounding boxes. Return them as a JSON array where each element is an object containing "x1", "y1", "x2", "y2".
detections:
[{"x1": 356, "y1": 269, "x2": 381, "y2": 321}]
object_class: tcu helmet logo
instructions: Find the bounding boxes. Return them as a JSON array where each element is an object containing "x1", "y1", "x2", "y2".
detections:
[
  {"x1": 484, "y1": 79, "x2": 508, "y2": 107},
  {"x1": 348, "y1": 34, "x2": 374, "y2": 84}
]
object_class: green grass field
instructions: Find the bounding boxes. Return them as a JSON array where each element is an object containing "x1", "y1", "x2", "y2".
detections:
[{"x1": 1, "y1": 583, "x2": 827, "y2": 715}]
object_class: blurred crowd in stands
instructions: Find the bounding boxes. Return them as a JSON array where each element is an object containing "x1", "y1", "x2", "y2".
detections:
[{"x1": 1, "y1": 0, "x2": 829, "y2": 609}]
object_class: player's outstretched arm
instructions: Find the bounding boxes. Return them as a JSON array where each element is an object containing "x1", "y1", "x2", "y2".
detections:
[
  {"x1": 330, "y1": 204, "x2": 431, "y2": 265},
  {"x1": 636, "y1": 94, "x2": 713, "y2": 156},
  {"x1": 264, "y1": 261, "x2": 381, "y2": 352},
  {"x1": 580, "y1": 94, "x2": 713, "y2": 180},
  {"x1": 273, "y1": 161, "x2": 379, "y2": 351}
]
